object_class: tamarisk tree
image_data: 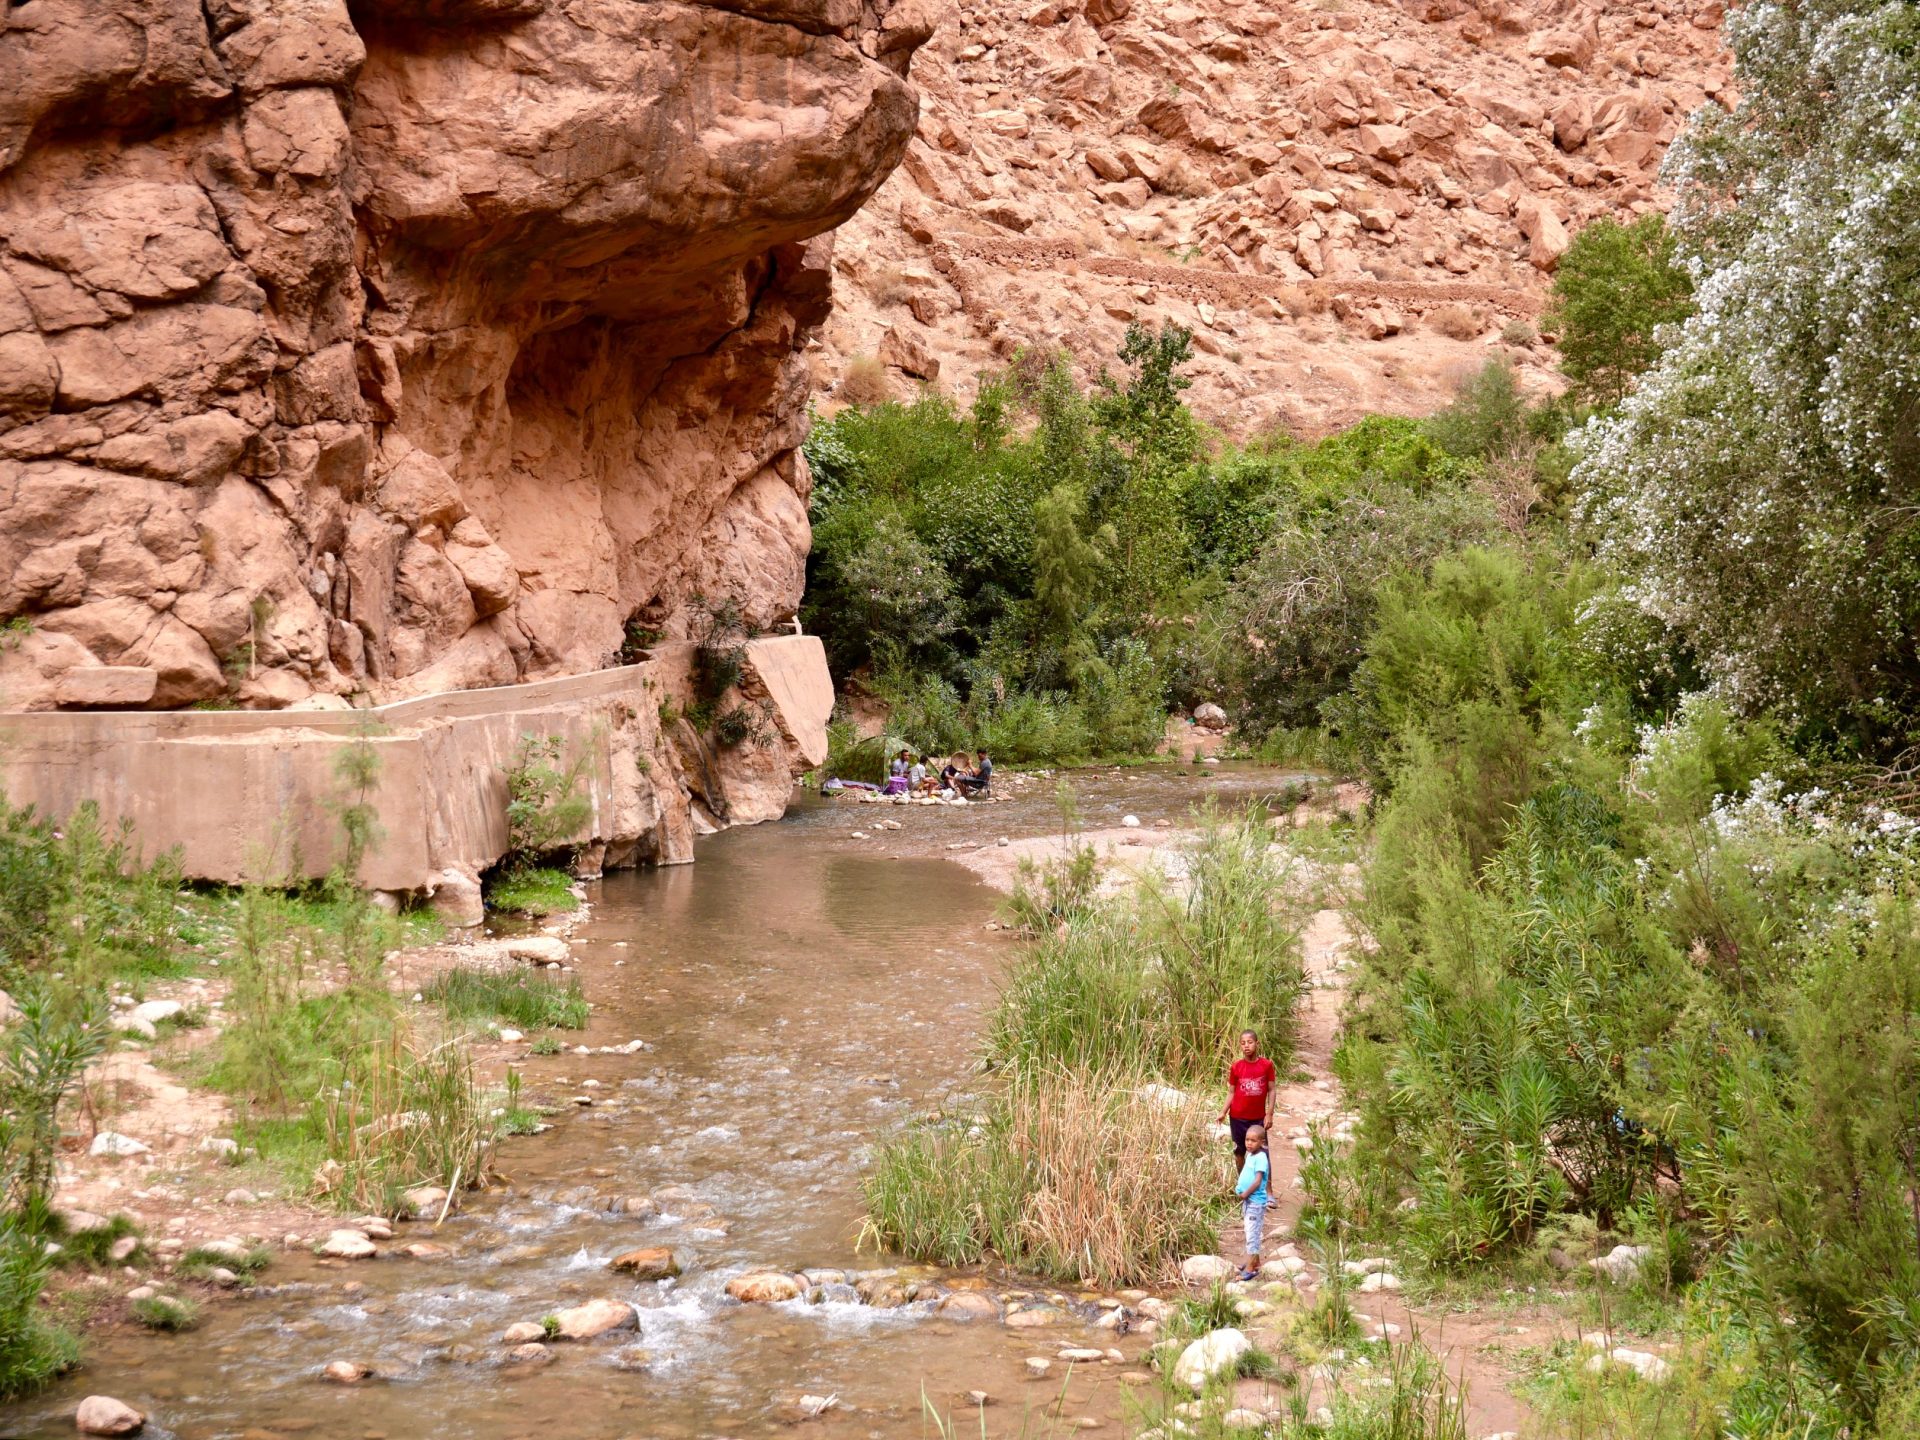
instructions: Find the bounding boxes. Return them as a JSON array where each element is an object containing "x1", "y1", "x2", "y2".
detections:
[{"x1": 1575, "y1": 0, "x2": 1920, "y2": 744}]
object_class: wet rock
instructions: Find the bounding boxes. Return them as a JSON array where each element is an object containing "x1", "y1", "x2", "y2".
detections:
[
  {"x1": 609, "y1": 1247, "x2": 679, "y2": 1280},
  {"x1": 317, "y1": 1229, "x2": 376, "y2": 1259},
  {"x1": 1173, "y1": 1328, "x2": 1250, "y2": 1391},
  {"x1": 936, "y1": 1292, "x2": 1001, "y2": 1321},
  {"x1": 402, "y1": 1242, "x2": 452, "y2": 1259},
  {"x1": 502, "y1": 1322, "x2": 546, "y2": 1344},
  {"x1": 350, "y1": 1216, "x2": 395, "y2": 1240},
  {"x1": 1058, "y1": 1347, "x2": 1105, "y2": 1362},
  {"x1": 322, "y1": 1361, "x2": 371, "y2": 1384},
  {"x1": 727, "y1": 1271, "x2": 802, "y2": 1303},
  {"x1": 505, "y1": 1343, "x2": 550, "y2": 1366},
  {"x1": 399, "y1": 1187, "x2": 448, "y2": 1219},
  {"x1": 1004, "y1": 1306, "x2": 1065, "y2": 1328},
  {"x1": 774, "y1": 1392, "x2": 840, "y2": 1422},
  {"x1": 549, "y1": 1298, "x2": 639, "y2": 1339},
  {"x1": 74, "y1": 1396, "x2": 144, "y2": 1434},
  {"x1": 1024, "y1": 1357, "x2": 1051, "y2": 1377}
]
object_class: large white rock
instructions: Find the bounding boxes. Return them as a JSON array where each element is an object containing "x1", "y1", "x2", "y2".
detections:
[
  {"x1": 1173, "y1": 1328, "x2": 1251, "y2": 1391},
  {"x1": 317, "y1": 1228, "x2": 376, "y2": 1259},
  {"x1": 129, "y1": 1000, "x2": 183, "y2": 1028},
  {"x1": 89, "y1": 1132, "x2": 150, "y2": 1158},
  {"x1": 1179, "y1": 1254, "x2": 1236, "y2": 1284},
  {"x1": 1589, "y1": 1243, "x2": 1652, "y2": 1283},
  {"x1": 1583, "y1": 1347, "x2": 1672, "y2": 1384}
]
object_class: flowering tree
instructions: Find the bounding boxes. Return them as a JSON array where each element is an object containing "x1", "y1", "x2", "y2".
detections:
[{"x1": 1574, "y1": 0, "x2": 1920, "y2": 743}]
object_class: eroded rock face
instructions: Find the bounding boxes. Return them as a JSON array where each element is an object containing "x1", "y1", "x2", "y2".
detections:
[{"x1": 0, "y1": 0, "x2": 927, "y2": 711}]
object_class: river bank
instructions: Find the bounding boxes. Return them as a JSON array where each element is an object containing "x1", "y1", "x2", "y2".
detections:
[{"x1": 8, "y1": 766, "x2": 1318, "y2": 1439}]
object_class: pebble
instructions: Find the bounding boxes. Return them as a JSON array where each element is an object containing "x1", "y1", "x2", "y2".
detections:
[
  {"x1": 1057, "y1": 1347, "x2": 1105, "y2": 1362},
  {"x1": 1024, "y1": 1357, "x2": 1051, "y2": 1377}
]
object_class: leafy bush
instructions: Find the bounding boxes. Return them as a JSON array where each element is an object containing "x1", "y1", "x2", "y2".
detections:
[
  {"x1": 1543, "y1": 214, "x2": 1692, "y2": 407},
  {"x1": 501, "y1": 734, "x2": 592, "y2": 864}
]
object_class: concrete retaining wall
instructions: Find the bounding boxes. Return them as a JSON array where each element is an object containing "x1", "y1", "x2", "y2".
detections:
[{"x1": 0, "y1": 635, "x2": 834, "y2": 903}]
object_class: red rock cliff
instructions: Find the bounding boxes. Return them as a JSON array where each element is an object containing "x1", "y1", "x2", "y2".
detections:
[{"x1": 0, "y1": 0, "x2": 930, "y2": 710}]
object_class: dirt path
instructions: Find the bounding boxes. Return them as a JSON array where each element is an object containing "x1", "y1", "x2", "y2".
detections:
[
  {"x1": 940, "y1": 233, "x2": 1543, "y2": 319},
  {"x1": 1218, "y1": 901, "x2": 1541, "y2": 1439}
]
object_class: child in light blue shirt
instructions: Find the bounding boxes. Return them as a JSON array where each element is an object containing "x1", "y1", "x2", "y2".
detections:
[{"x1": 1233, "y1": 1123, "x2": 1271, "y2": 1281}]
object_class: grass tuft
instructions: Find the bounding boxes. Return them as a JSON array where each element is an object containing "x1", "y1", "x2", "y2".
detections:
[
  {"x1": 483, "y1": 867, "x2": 578, "y2": 917},
  {"x1": 423, "y1": 966, "x2": 589, "y2": 1031},
  {"x1": 130, "y1": 1294, "x2": 199, "y2": 1332}
]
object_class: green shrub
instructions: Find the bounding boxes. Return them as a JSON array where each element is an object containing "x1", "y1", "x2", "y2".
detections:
[
  {"x1": 501, "y1": 735, "x2": 592, "y2": 864},
  {"x1": 1543, "y1": 214, "x2": 1692, "y2": 408}
]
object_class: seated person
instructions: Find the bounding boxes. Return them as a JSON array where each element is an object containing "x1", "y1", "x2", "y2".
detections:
[
  {"x1": 908, "y1": 755, "x2": 928, "y2": 793},
  {"x1": 955, "y1": 749, "x2": 993, "y2": 796},
  {"x1": 884, "y1": 747, "x2": 912, "y2": 795},
  {"x1": 939, "y1": 753, "x2": 966, "y2": 795}
]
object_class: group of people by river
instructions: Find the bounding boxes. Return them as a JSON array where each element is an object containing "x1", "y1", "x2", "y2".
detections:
[{"x1": 882, "y1": 748, "x2": 993, "y2": 799}]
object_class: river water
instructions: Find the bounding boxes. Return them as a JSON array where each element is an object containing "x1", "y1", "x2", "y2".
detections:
[{"x1": 2, "y1": 767, "x2": 1304, "y2": 1440}]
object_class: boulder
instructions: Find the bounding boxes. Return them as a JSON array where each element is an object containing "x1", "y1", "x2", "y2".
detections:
[
  {"x1": 1172, "y1": 1328, "x2": 1250, "y2": 1391},
  {"x1": 1590, "y1": 1243, "x2": 1652, "y2": 1283},
  {"x1": 878, "y1": 325, "x2": 940, "y2": 380},
  {"x1": 321, "y1": 1361, "x2": 371, "y2": 1384},
  {"x1": 936, "y1": 1291, "x2": 1001, "y2": 1320},
  {"x1": 1192, "y1": 703, "x2": 1229, "y2": 732},
  {"x1": 728, "y1": 1271, "x2": 804, "y2": 1303},
  {"x1": 89, "y1": 1132, "x2": 150, "y2": 1158},
  {"x1": 1180, "y1": 1253, "x2": 1236, "y2": 1283},
  {"x1": 129, "y1": 1000, "x2": 183, "y2": 1028},
  {"x1": 502, "y1": 1322, "x2": 547, "y2": 1344},
  {"x1": 610, "y1": 1246, "x2": 680, "y2": 1280},
  {"x1": 53, "y1": 667, "x2": 158, "y2": 709},
  {"x1": 74, "y1": 1397, "x2": 144, "y2": 1435},
  {"x1": 549, "y1": 1298, "x2": 639, "y2": 1340}
]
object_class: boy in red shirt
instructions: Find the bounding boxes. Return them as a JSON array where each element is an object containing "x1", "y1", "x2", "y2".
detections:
[{"x1": 1220, "y1": 1029, "x2": 1277, "y2": 1172}]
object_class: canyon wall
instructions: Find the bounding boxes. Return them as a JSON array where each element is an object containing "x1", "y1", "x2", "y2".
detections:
[
  {"x1": 0, "y1": 0, "x2": 930, "y2": 714},
  {"x1": 823, "y1": 0, "x2": 1725, "y2": 434}
]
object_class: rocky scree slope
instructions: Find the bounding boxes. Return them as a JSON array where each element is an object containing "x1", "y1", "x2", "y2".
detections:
[
  {"x1": 824, "y1": 0, "x2": 1727, "y2": 434},
  {"x1": 0, "y1": 0, "x2": 930, "y2": 712}
]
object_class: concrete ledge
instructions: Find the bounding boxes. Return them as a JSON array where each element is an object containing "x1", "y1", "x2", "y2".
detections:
[{"x1": 0, "y1": 635, "x2": 834, "y2": 900}]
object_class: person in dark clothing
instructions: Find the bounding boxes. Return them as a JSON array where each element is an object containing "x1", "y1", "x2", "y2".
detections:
[{"x1": 955, "y1": 749, "x2": 993, "y2": 796}]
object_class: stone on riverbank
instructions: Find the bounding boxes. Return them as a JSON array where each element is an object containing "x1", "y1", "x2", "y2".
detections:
[
  {"x1": 506, "y1": 1343, "x2": 550, "y2": 1366},
  {"x1": 550, "y1": 1298, "x2": 639, "y2": 1339},
  {"x1": 1180, "y1": 1255, "x2": 1235, "y2": 1284},
  {"x1": 502, "y1": 1322, "x2": 546, "y2": 1344},
  {"x1": 727, "y1": 1272, "x2": 802, "y2": 1303},
  {"x1": 610, "y1": 1246, "x2": 680, "y2": 1280},
  {"x1": 75, "y1": 1397, "x2": 144, "y2": 1435},
  {"x1": 318, "y1": 1229, "x2": 376, "y2": 1259},
  {"x1": 936, "y1": 1292, "x2": 1000, "y2": 1321},
  {"x1": 1173, "y1": 1328, "x2": 1250, "y2": 1391}
]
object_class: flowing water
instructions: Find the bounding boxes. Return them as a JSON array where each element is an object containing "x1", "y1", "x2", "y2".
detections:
[{"x1": 2, "y1": 767, "x2": 1306, "y2": 1440}]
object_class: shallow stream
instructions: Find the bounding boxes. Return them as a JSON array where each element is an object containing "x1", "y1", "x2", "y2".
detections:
[{"x1": 2, "y1": 766, "x2": 1303, "y2": 1440}]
